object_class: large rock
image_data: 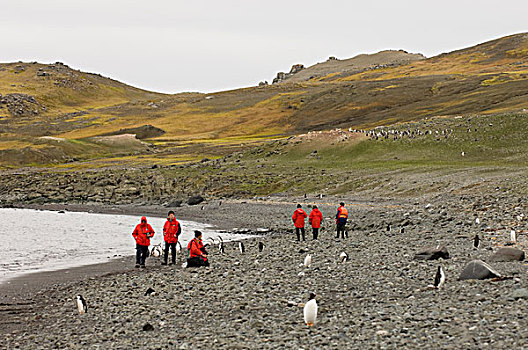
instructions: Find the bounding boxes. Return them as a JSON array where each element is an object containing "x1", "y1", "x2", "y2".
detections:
[
  {"x1": 490, "y1": 247, "x2": 525, "y2": 262},
  {"x1": 414, "y1": 246, "x2": 450, "y2": 260},
  {"x1": 167, "y1": 200, "x2": 183, "y2": 208},
  {"x1": 459, "y1": 260, "x2": 501, "y2": 280},
  {"x1": 187, "y1": 195, "x2": 204, "y2": 206}
]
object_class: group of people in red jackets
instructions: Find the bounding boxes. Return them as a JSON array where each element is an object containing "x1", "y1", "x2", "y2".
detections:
[
  {"x1": 132, "y1": 210, "x2": 209, "y2": 268},
  {"x1": 292, "y1": 202, "x2": 348, "y2": 241}
]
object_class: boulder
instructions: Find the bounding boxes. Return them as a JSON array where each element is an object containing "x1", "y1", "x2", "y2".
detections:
[
  {"x1": 490, "y1": 247, "x2": 525, "y2": 262},
  {"x1": 413, "y1": 246, "x2": 449, "y2": 260},
  {"x1": 167, "y1": 200, "x2": 182, "y2": 208},
  {"x1": 187, "y1": 195, "x2": 204, "y2": 206},
  {"x1": 459, "y1": 260, "x2": 501, "y2": 280},
  {"x1": 511, "y1": 288, "x2": 528, "y2": 300}
]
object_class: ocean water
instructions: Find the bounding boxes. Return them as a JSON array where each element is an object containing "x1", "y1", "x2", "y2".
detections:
[{"x1": 0, "y1": 208, "x2": 248, "y2": 283}]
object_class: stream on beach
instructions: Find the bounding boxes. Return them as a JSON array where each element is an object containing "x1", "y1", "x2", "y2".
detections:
[{"x1": 0, "y1": 208, "x2": 248, "y2": 283}]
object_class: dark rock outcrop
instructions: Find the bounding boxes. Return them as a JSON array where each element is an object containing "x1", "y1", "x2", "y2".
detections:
[
  {"x1": 187, "y1": 196, "x2": 204, "y2": 206},
  {"x1": 414, "y1": 246, "x2": 450, "y2": 260}
]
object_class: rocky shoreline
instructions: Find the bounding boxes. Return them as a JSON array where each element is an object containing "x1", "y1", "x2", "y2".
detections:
[{"x1": 2, "y1": 192, "x2": 528, "y2": 348}]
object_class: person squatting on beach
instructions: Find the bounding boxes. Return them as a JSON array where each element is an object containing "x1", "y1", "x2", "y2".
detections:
[
  {"x1": 335, "y1": 202, "x2": 348, "y2": 239},
  {"x1": 292, "y1": 204, "x2": 308, "y2": 241},
  {"x1": 309, "y1": 205, "x2": 323, "y2": 240},
  {"x1": 187, "y1": 230, "x2": 209, "y2": 267},
  {"x1": 162, "y1": 211, "x2": 181, "y2": 265},
  {"x1": 132, "y1": 216, "x2": 155, "y2": 268}
]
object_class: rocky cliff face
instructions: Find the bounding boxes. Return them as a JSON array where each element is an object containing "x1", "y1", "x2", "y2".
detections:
[{"x1": 272, "y1": 64, "x2": 305, "y2": 84}]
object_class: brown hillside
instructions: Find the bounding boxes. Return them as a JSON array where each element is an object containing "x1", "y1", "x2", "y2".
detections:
[{"x1": 1, "y1": 33, "x2": 528, "y2": 167}]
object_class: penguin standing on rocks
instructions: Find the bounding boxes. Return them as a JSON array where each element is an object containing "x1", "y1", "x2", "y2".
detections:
[
  {"x1": 176, "y1": 241, "x2": 182, "y2": 253},
  {"x1": 386, "y1": 224, "x2": 391, "y2": 232},
  {"x1": 258, "y1": 242, "x2": 265, "y2": 252},
  {"x1": 511, "y1": 229, "x2": 518, "y2": 244},
  {"x1": 304, "y1": 254, "x2": 312, "y2": 268},
  {"x1": 339, "y1": 252, "x2": 349, "y2": 263},
  {"x1": 303, "y1": 293, "x2": 318, "y2": 327},
  {"x1": 239, "y1": 242, "x2": 245, "y2": 254},
  {"x1": 473, "y1": 234, "x2": 480, "y2": 249},
  {"x1": 145, "y1": 287, "x2": 156, "y2": 296},
  {"x1": 76, "y1": 295, "x2": 87, "y2": 315},
  {"x1": 399, "y1": 227, "x2": 405, "y2": 234},
  {"x1": 433, "y1": 266, "x2": 445, "y2": 289}
]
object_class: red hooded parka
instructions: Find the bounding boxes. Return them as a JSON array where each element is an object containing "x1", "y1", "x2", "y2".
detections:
[
  {"x1": 309, "y1": 208, "x2": 323, "y2": 229},
  {"x1": 163, "y1": 218, "x2": 181, "y2": 243},
  {"x1": 132, "y1": 216, "x2": 155, "y2": 246},
  {"x1": 292, "y1": 208, "x2": 308, "y2": 228}
]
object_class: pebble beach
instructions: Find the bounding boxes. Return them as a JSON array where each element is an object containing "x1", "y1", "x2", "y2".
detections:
[{"x1": 2, "y1": 193, "x2": 528, "y2": 349}]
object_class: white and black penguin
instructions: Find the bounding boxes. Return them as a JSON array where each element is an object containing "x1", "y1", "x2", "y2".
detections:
[
  {"x1": 473, "y1": 234, "x2": 480, "y2": 249},
  {"x1": 151, "y1": 245, "x2": 162, "y2": 258},
  {"x1": 145, "y1": 287, "x2": 156, "y2": 296},
  {"x1": 239, "y1": 242, "x2": 245, "y2": 254},
  {"x1": 303, "y1": 292, "x2": 318, "y2": 327},
  {"x1": 76, "y1": 295, "x2": 87, "y2": 315},
  {"x1": 386, "y1": 224, "x2": 391, "y2": 232},
  {"x1": 339, "y1": 252, "x2": 349, "y2": 264},
  {"x1": 433, "y1": 266, "x2": 445, "y2": 289},
  {"x1": 176, "y1": 241, "x2": 182, "y2": 253},
  {"x1": 258, "y1": 242, "x2": 265, "y2": 252},
  {"x1": 304, "y1": 254, "x2": 312, "y2": 268},
  {"x1": 399, "y1": 227, "x2": 405, "y2": 234},
  {"x1": 511, "y1": 229, "x2": 518, "y2": 244}
]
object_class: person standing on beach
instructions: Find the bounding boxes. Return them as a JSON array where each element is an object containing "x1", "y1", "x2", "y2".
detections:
[
  {"x1": 132, "y1": 216, "x2": 155, "y2": 268},
  {"x1": 292, "y1": 204, "x2": 308, "y2": 241},
  {"x1": 335, "y1": 202, "x2": 348, "y2": 239},
  {"x1": 309, "y1": 205, "x2": 323, "y2": 240},
  {"x1": 162, "y1": 211, "x2": 181, "y2": 266},
  {"x1": 187, "y1": 230, "x2": 209, "y2": 267}
]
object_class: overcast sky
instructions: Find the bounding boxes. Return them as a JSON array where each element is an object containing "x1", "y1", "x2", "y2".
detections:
[{"x1": 1, "y1": 0, "x2": 527, "y2": 93}]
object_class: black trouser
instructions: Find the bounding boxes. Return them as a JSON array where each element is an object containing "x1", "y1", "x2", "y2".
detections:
[
  {"x1": 312, "y1": 228, "x2": 319, "y2": 240},
  {"x1": 295, "y1": 227, "x2": 305, "y2": 241},
  {"x1": 336, "y1": 222, "x2": 346, "y2": 238},
  {"x1": 136, "y1": 244, "x2": 149, "y2": 265},
  {"x1": 187, "y1": 257, "x2": 210, "y2": 268},
  {"x1": 164, "y1": 242, "x2": 177, "y2": 264}
]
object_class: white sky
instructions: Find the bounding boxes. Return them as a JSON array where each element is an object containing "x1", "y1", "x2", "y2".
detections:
[{"x1": 1, "y1": 0, "x2": 527, "y2": 93}]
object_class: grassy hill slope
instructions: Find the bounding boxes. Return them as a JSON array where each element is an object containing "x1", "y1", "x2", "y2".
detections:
[{"x1": 1, "y1": 33, "x2": 528, "y2": 168}]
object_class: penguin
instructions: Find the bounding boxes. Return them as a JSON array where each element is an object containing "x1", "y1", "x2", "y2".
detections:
[
  {"x1": 303, "y1": 293, "x2": 318, "y2": 327},
  {"x1": 399, "y1": 227, "x2": 405, "y2": 234},
  {"x1": 304, "y1": 193, "x2": 307, "y2": 199},
  {"x1": 76, "y1": 295, "x2": 87, "y2": 315},
  {"x1": 176, "y1": 241, "x2": 182, "y2": 253},
  {"x1": 433, "y1": 266, "x2": 445, "y2": 289},
  {"x1": 201, "y1": 206, "x2": 205, "y2": 210},
  {"x1": 258, "y1": 242, "x2": 265, "y2": 252},
  {"x1": 219, "y1": 242, "x2": 225, "y2": 254},
  {"x1": 239, "y1": 242, "x2": 245, "y2": 254},
  {"x1": 339, "y1": 252, "x2": 349, "y2": 263},
  {"x1": 473, "y1": 234, "x2": 480, "y2": 249},
  {"x1": 304, "y1": 254, "x2": 312, "y2": 268},
  {"x1": 145, "y1": 287, "x2": 156, "y2": 296},
  {"x1": 386, "y1": 224, "x2": 391, "y2": 232},
  {"x1": 475, "y1": 217, "x2": 480, "y2": 225},
  {"x1": 151, "y1": 245, "x2": 162, "y2": 258},
  {"x1": 511, "y1": 229, "x2": 517, "y2": 244}
]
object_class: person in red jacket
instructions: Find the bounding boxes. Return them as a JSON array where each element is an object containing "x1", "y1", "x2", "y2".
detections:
[
  {"x1": 187, "y1": 230, "x2": 209, "y2": 267},
  {"x1": 162, "y1": 211, "x2": 182, "y2": 266},
  {"x1": 292, "y1": 204, "x2": 308, "y2": 241},
  {"x1": 309, "y1": 205, "x2": 324, "y2": 240},
  {"x1": 132, "y1": 216, "x2": 154, "y2": 268}
]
